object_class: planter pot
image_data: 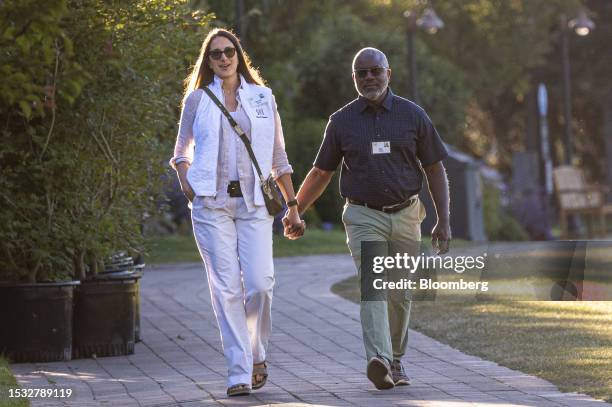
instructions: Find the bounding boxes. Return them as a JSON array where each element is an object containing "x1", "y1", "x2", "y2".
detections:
[
  {"x1": 72, "y1": 276, "x2": 139, "y2": 359},
  {"x1": 95, "y1": 264, "x2": 144, "y2": 342},
  {"x1": 0, "y1": 281, "x2": 79, "y2": 363}
]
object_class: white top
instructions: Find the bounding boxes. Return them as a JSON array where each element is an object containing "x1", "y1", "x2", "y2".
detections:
[
  {"x1": 169, "y1": 76, "x2": 292, "y2": 212},
  {"x1": 227, "y1": 110, "x2": 239, "y2": 182}
]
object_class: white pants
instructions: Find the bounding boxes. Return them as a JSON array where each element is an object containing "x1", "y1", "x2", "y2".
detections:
[{"x1": 191, "y1": 196, "x2": 274, "y2": 387}]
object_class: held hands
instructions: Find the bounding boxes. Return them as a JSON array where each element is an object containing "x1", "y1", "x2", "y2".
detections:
[
  {"x1": 282, "y1": 207, "x2": 305, "y2": 240},
  {"x1": 431, "y1": 220, "x2": 451, "y2": 255}
]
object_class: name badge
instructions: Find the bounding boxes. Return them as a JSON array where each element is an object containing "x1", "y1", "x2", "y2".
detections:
[
  {"x1": 372, "y1": 141, "x2": 391, "y2": 154},
  {"x1": 248, "y1": 93, "x2": 267, "y2": 107},
  {"x1": 248, "y1": 93, "x2": 269, "y2": 118}
]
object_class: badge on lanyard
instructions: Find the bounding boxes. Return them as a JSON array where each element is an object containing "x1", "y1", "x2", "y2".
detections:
[{"x1": 372, "y1": 141, "x2": 391, "y2": 154}]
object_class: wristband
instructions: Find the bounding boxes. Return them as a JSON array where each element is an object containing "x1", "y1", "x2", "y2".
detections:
[{"x1": 287, "y1": 199, "x2": 298, "y2": 207}]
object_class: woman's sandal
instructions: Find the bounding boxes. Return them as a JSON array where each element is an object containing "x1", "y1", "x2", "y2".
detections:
[
  {"x1": 226, "y1": 383, "x2": 251, "y2": 397},
  {"x1": 252, "y1": 361, "x2": 268, "y2": 390}
]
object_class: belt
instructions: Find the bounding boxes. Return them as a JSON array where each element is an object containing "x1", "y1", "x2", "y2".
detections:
[
  {"x1": 347, "y1": 197, "x2": 417, "y2": 213},
  {"x1": 227, "y1": 180, "x2": 243, "y2": 197}
]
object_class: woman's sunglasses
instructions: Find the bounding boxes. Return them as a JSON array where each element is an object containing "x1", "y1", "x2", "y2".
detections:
[
  {"x1": 209, "y1": 47, "x2": 237, "y2": 60},
  {"x1": 354, "y1": 67, "x2": 387, "y2": 79}
]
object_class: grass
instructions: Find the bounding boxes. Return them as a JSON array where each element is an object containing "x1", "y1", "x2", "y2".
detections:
[
  {"x1": 144, "y1": 222, "x2": 480, "y2": 266},
  {"x1": 145, "y1": 230, "x2": 472, "y2": 265},
  {"x1": 0, "y1": 356, "x2": 28, "y2": 407},
  {"x1": 332, "y1": 275, "x2": 612, "y2": 402},
  {"x1": 145, "y1": 228, "x2": 349, "y2": 264}
]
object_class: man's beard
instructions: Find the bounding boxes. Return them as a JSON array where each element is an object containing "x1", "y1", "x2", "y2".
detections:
[{"x1": 358, "y1": 82, "x2": 388, "y2": 101}]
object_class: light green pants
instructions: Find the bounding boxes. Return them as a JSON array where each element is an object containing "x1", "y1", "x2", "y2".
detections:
[{"x1": 342, "y1": 199, "x2": 425, "y2": 363}]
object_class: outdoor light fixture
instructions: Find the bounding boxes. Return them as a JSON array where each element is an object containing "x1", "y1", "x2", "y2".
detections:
[
  {"x1": 417, "y1": 7, "x2": 445, "y2": 34},
  {"x1": 404, "y1": 5, "x2": 444, "y2": 104},
  {"x1": 568, "y1": 10, "x2": 595, "y2": 36},
  {"x1": 560, "y1": 10, "x2": 595, "y2": 165}
]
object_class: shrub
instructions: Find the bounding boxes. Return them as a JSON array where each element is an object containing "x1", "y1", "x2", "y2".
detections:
[
  {"x1": 0, "y1": 0, "x2": 212, "y2": 282},
  {"x1": 483, "y1": 182, "x2": 529, "y2": 241}
]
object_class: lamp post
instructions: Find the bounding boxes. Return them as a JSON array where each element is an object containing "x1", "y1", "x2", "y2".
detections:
[
  {"x1": 235, "y1": 0, "x2": 245, "y2": 40},
  {"x1": 404, "y1": 6, "x2": 444, "y2": 105},
  {"x1": 560, "y1": 10, "x2": 595, "y2": 165}
]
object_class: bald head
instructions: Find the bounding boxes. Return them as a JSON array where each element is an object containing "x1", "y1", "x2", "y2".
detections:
[
  {"x1": 352, "y1": 47, "x2": 389, "y2": 71},
  {"x1": 351, "y1": 47, "x2": 391, "y2": 102}
]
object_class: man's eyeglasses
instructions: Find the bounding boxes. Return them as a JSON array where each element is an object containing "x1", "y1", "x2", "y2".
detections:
[
  {"x1": 209, "y1": 47, "x2": 236, "y2": 60},
  {"x1": 354, "y1": 67, "x2": 387, "y2": 79}
]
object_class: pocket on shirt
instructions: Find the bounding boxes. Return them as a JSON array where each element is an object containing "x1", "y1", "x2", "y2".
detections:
[
  {"x1": 390, "y1": 130, "x2": 417, "y2": 157},
  {"x1": 344, "y1": 144, "x2": 369, "y2": 169}
]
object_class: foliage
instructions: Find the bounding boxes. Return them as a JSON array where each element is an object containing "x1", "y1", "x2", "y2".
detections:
[
  {"x1": 0, "y1": 0, "x2": 212, "y2": 282},
  {"x1": 2, "y1": 0, "x2": 610, "y2": 263},
  {"x1": 483, "y1": 182, "x2": 528, "y2": 241},
  {"x1": 0, "y1": 355, "x2": 28, "y2": 407},
  {"x1": 195, "y1": 0, "x2": 612, "y2": 221},
  {"x1": 199, "y1": 0, "x2": 471, "y2": 222}
]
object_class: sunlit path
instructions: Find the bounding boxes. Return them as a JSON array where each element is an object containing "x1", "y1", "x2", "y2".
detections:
[{"x1": 10, "y1": 255, "x2": 610, "y2": 406}]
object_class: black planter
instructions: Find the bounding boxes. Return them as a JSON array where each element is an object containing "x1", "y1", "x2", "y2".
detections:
[
  {"x1": 95, "y1": 264, "x2": 144, "y2": 342},
  {"x1": 0, "y1": 281, "x2": 79, "y2": 363},
  {"x1": 72, "y1": 276, "x2": 138, "y2": 359},
  {"x1": 133, "y1": 264, "x2": 144, "y2": 342},
  {"x1": 101, "y1": 254, "x2": 144, "y2": 342}
]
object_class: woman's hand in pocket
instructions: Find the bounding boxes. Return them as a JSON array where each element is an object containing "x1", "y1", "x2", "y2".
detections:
[
  {"x1": 182, "y1": 184, "x2": 195, "y2": 202},
  {"x1": 176, "y1": 162, "x2": 195, "y2": 202}
]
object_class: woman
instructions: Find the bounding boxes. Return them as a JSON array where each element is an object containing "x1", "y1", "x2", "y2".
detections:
[{"x1": 169, "y1": 28, "x2": 304, "y2": 396}]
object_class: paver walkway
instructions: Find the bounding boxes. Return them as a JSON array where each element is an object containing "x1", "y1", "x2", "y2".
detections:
[{"x1": 9, "y1": 254, "x2": 611, "y2": 406}]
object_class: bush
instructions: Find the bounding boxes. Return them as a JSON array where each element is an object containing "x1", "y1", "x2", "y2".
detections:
[
  {"x1": 483, "y1": 182, "x2": 529, "y2": 241},
  {"x1": 285, "y1": 118, "x2": 344, "y2": 223},
  {"x1": 0, "y1": 0, "x2": 212, "y2": 282}
]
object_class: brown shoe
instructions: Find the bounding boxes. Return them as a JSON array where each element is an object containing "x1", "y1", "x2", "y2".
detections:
[
  {"x1": 391, "y1": 360, "x2": 410, "y2": 386},
  {"x1": 366, "y1": 356, "x2": 395, "y2": 390},
  {"x1": 252, "y1": 361, "x2": 268, "y2": 390},
  {"x1": 226, "y1": 383, "x2": 251, "y2": 397}
]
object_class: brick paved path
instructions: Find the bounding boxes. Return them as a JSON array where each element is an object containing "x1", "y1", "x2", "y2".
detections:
[{"x1": 9, "y1": 254, "x2": 611, "y2": 406}]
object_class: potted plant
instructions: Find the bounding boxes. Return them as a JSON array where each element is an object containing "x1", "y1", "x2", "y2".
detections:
[
  {"x1": 1, "y1": 0, "x2": 210, "y2": 362},
  {"x1": 0, "y1": 2, "x2": 87, "y2": 363}
]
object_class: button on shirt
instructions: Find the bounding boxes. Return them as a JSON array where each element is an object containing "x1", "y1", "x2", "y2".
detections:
[
  {"x1": 170, "y1": 87, "x2": 293, "y2": 212},
  {"x1": 314, "y1": 88, "x2": 448, "y2": 207}
]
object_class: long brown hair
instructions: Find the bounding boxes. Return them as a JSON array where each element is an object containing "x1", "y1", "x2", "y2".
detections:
[{"x1": 183, "y1": 28, "x2": 264, "y2": 105}]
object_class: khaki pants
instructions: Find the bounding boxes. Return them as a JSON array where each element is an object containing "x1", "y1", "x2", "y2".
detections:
[{"x1": 342, "y1": 198, "x2": 425, "y2": 363}]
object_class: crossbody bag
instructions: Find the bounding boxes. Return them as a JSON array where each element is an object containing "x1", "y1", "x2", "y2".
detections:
[{"x1": 203, "y1": 87, "x2": 285, "y2": 216}]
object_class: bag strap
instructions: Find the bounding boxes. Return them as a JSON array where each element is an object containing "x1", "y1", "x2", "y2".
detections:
[{"x1": 203, "y1": 87, "x2": 265, "y2": 181}]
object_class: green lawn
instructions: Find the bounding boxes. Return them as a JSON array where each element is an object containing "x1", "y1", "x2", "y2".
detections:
[
  {"x1": 332, "y1": 276, "x2": 612, "y2": 402},
  {"x1": 144, "y1": 229, "x2": 471, "y2": 265},
  {"x1": 145, "y1": 228, "x2": 349, "y2": 264},
  {"x1": 0, "y1": 356, "x2": 28, "y2": 407}
]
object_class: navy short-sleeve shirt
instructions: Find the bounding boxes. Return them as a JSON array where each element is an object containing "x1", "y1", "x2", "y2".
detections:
[{"x1": 314, "y1": 88, "x2": 448, "y2": 207}]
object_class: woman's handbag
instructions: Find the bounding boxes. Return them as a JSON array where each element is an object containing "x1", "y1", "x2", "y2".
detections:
[{"x1": 203, "y1": 87, "x2": 285, "y2": 216}]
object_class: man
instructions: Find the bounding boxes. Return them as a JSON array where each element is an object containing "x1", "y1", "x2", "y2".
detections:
[{"x1": 285, "y1": 47, "x2": 451, "y2": 390}]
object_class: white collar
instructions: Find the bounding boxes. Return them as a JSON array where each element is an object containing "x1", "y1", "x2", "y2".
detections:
[{"x1": 212, "y1": 73, "x2": 247, "y2": 92}]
